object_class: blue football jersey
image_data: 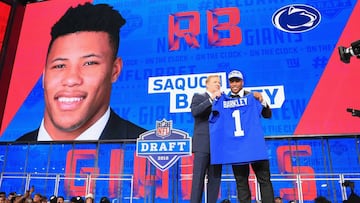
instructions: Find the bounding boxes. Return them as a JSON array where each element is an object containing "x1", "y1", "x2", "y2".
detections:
[{"x1": 209, "y1": 93, "x2": 268, "y2": 164}]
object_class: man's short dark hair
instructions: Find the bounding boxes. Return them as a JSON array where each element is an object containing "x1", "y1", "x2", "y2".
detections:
[
  {"x1": 314, "y1": 196, "x2": 331, "y2": 203},
  {"x1": 100, "y1": 197, "x2": 110, "y2": 203},
  {"x1": 48, "y1": 2, "x2": 126, "y2": 58}
]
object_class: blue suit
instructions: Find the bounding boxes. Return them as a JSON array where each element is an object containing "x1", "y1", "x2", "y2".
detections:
[{"x1": 190, "y1": 92, "x2": 222, "y2": 203}]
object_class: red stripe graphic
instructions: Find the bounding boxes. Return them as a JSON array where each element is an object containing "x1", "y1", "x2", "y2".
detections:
[
  {"x1": 295, "y1": 2, "x2": 360, "y2": 135},
  {"x1": 0, "y1": 0, "x2": 91, "y2": 136}
]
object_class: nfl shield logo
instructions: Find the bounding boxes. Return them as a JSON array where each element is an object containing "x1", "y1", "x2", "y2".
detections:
[
  {"x1": 156, "y1": 119, "x2": 171, "y2": 138},
  {"x1": 136, "y1": 119, "x2": 192, "y2": 171}
]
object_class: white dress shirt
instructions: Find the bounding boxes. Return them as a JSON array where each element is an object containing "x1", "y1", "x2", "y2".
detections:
[{"x1": 37, "y1": 107, "x2": 110, "y2": 141}]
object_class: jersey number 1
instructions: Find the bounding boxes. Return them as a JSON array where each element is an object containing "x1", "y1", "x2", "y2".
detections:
[{"x1": 232, "y1": 109, "x2": 244, "y2": 136}]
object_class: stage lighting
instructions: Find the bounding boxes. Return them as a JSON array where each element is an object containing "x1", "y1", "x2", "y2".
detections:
[
  {"x1": 346, "y1": 108, "x2": 360, "y2": 117},
  {"x1": 338, "y1": 40, "x2": 360, "y2": 63}
]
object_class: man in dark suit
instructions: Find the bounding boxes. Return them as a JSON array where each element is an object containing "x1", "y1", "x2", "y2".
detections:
[
  {"x1": 227, "y1": 70, "x2": 274, "y2": 203},
  {"x1": 190, "y1": 75, "x2": 223, "y2": 203},
  {"x1": 16, "y1": 3, "x2": 145, "y2": 141}
]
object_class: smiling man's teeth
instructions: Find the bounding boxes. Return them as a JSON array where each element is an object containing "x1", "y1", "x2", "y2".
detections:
[{"x1": 58, "y1": 97, "x2": 83, "y2": 102}]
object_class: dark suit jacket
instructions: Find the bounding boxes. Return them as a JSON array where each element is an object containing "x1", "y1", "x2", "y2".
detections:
[
  {"x1": 190, "y1": 92, "x2": 213, "y2": 153},
  {"x1": 16, "y1": 109, "x2": 146, "y2": 142},
  {"x1": 344, "y1": 191, "x2": 360, "y2": 203}
]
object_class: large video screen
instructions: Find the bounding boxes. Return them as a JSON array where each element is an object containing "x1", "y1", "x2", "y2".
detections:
[{"x1": 1, "y1": 0, "x2": 360, "y2": 141}]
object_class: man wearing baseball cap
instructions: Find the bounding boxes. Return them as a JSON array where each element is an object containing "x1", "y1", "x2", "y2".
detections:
[
  {"x1": 227, "y1": 70, "x2": 270, "y2": 112},
  {"x1": 227, "y1": 70, "x2": 274, "y2": 203}
]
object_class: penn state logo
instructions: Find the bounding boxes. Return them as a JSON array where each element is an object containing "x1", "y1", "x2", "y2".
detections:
[
  {"x1": 136, "y1": 119, "x2": 192, "y2": 171},
  {"x1": 272, "y1": 4, "x2": 321, "y2": 33}
]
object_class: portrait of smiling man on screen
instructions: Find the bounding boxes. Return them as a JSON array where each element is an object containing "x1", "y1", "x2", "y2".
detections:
[{"x1": 16, "y1": 3, "x2": 145, "y2": 142}]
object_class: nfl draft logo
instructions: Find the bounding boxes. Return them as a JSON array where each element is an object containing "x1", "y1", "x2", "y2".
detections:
[{"x1": 136, "y1": 119, "x2": 192, "y2": 171}]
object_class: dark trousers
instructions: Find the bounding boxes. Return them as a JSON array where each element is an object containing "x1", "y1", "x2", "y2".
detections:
[
  {"x1": 190, "y1": 152, "x2": 222, "y2": 203},
  {"x1": 232, "y1": 160, "x2": 274, "y2": 203}
]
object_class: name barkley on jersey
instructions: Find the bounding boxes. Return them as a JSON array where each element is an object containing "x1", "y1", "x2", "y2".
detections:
[{"x1": 222, "y1": 97, "x2": 247, "y2": 108}]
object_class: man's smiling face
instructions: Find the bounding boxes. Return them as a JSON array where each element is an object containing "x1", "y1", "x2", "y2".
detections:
[{"x1": 43, "y1": 31, "x2": 121, "y2": 139}]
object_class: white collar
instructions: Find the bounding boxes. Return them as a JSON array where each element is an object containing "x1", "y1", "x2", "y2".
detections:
[
  {"x1": 231, "y1": 88, "x2": 245, "y2": 97},
  {"x1": 37, "y1": 107, "x2": 110, "y2": 141}
]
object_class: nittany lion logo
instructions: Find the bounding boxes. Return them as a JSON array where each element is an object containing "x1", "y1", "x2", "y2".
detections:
[
  {"x1": 136, "y1": 119, "x2": 192, "y2": 171},
  {"x1": 272, "y1": 4, "x2": 321, "y2": 33}
]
